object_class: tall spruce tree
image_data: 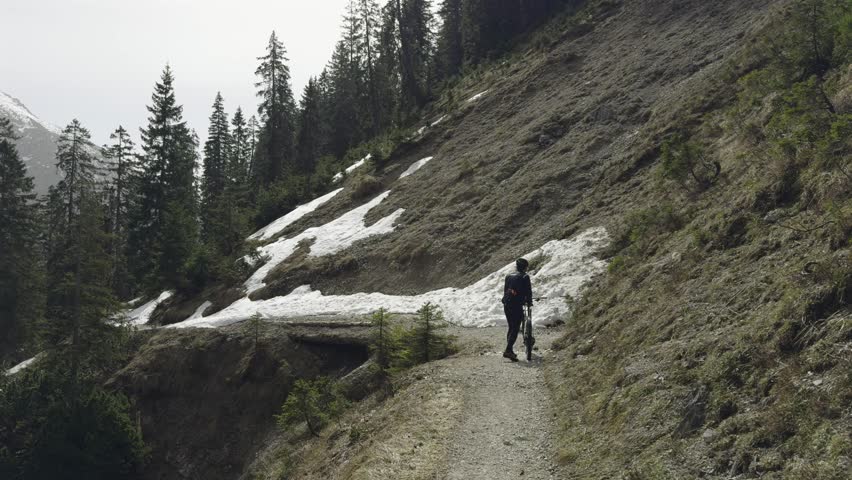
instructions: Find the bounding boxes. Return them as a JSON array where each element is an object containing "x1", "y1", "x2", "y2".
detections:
[
  {"x1": 295, "y1": 78, "x2": 326, "y2": 175},
  {"x1": 0, "y1": 117, "x2": 41, "y2": 362},
  {"x1": 230, "y1": 107, "x2": 252, "y2": 185},
  {"x1": 55, "y1": 120, "x2": 96, "y2": 228},
  {"x1": 103, "y1": 125, "x2": 137, "y2": 298},
  {"x1": 130, "y1": 65, "x2": 199, "y2": 289},
  {"x1": 45, "y1": 120, "x2": 122, "y2": 387},
  {"x1": 253, "y1": 32, "x2": 297, "y2": 186},
  {"x1": 394, "y1": 0, "x2": 434, "y2": 113},
  {"x1": 201, "y1": 92, "x2": 231, "y2": 241},
  {"x1": 246, "y1": 114, "x2": 260, "y2": 179},
  {"x1": 377, "y1": 2, "x2": 402, "y2": 124},
  {"x1": 436, "y1": 0, "x2": 463, "y2": 79},
  {"x1": 358, "y1": 0, "x2": 385, "y2": 136},
  {"x1": 328, "y1": 4, "x2": 366, "y2": 158}
]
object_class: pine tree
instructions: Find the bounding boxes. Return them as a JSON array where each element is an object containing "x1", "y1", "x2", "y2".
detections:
[
  {"x1": 103, "y1": 126, "x2": 137, "y2": 298},
  {"x1": 246, "y1": 115, "x2": 260, "y2": 180},
  {"x1": 130, "y1": 65, "x2": 199, "y2": 289},
  {"x1": 396, "y1": 303, "x2": 455, "y2": 366},
  {"x1": 436, "y1": 0, "x2": 463, "y2": 79},
  {"x1": 44, "y1": 120, "x2": 121, "y2": 386},
  {"x1": 328, "y1": 5, "x2": 366, "y2": 158},
  {"x1": 201, "y1": 92, "x2": 231, "y2": 241},
  {"x1": 230, "y1": 107, "x2": 252, "y2": 185},
  {"x1": 0, "y1": 117, "x2": 41, "y2": 362},
  {"x1": 460, "y1": 0, "x2": 486, "y2": 64},
  {"x1": 295, "y1": 78, "x2": 326, "y2": 175},
  {"x1": 394, "y1": 0, "x2": 434, "y2": 113},
  {"x1": 377, "y1": 2, "x2": 402, "y2": 124},
  {"x1": 215, "y1": 108, "x2": 253, "y2": 257},
  {"x1": 55, "y1": 120, "x2": 96, "y2": 228},
  {"x1": 357, "y1": 0, "x2": 385, "y2": 136},
  {"x1": 254, "y1": 32, "x2": 297, "y2": 186}
]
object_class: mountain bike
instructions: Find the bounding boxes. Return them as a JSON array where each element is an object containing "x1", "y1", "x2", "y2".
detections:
[{"x1": 521, "y1": 304, "x2": 535, "y2": 361}]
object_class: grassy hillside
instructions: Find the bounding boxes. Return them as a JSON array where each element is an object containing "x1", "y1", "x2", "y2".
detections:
[
  {"x1": 121, "y1": 0, "x2": 850, "y2": 477},
  {"x1": 542, "y1": 1, "x2": 851, "y2": 478}
]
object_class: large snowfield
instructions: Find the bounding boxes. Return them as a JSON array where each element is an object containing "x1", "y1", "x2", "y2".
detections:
[
  {"x1": 169, "y1": 154, "x2": 609, "y2": 328},
  {"x1": 244, "y1": 190, "x2": 405, "y2": 293},
  {"x1": 171, "y1": 227, "x2": 608, "y2": 329},
  {"x1": 248, "y1": 188, "x2": 343, "y2": 241}
]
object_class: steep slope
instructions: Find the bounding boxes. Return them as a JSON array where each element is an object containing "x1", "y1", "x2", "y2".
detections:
[
  {"x1": 122, "y1": 0, "x2": 852, "y2": 478},
  {"x1": 0, "y1": 91, "x2": 62, "y2": 194},
  {"x1": 159, "y1": 0, "x2": 781, "y2": 326}
]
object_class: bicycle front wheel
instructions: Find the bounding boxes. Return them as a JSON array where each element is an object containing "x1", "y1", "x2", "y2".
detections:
[{"x1": 525, "y1": 321, "x2": 534, "y2": 361}]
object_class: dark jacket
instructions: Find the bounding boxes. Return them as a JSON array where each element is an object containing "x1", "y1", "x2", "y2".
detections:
[{"x1": 502, "y1": 271, "x2": 533, "y2": 306}]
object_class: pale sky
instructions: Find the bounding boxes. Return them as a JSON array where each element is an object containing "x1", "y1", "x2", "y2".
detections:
[{"x1": 0, "y1": 0, "x2": 351, "y2": 145}]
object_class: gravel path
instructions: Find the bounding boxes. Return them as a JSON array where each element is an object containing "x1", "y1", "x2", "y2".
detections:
[{"x1": 438, "y1": 326, "x2": 566, "y2": 480}]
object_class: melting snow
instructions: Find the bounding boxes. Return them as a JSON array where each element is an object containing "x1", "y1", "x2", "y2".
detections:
[
  {"x1": 172, "y1": 227, "x2": 608, "y2": 329},
  {"x1": 186, "y1": 301, "x2": 213, "y2": 321},
  {"x1": 6, "y1": 356, "x2": 37, "y2": 376},
  {"x1": 333, "y1": 154, "x2": 372, "y2": 182},
  {"x1": 244, "y1": 191, "x2": 404, "y2": 294},
  {"x1": 466, "y1": 90, "x2": 489, "y2": 103},
  {"x1": 249, "y1": 188, "x2": 343, "y2": 241},
  {"x1": 126, "y1": 291, "x2": 174, "y2": 326},
  {"x1": 399, "y1": 157, "x2": 434, "y2": 179},
  {"x1": 430, "y1": 115, "x2": 448, "y2": 127}
]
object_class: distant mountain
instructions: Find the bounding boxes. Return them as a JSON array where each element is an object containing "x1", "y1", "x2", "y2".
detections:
[{"x1": 0, "y1": 91, "x2": 64, "y2": 194}]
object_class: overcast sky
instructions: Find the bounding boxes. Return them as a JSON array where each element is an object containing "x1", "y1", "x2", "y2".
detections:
[{"x1": 1, "y1": 0, "x2": 351, "y2": 145}]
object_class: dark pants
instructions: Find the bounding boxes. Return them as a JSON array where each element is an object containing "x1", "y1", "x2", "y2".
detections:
[{"x1": 504, "y1": 303, "x2": 524, "y2": 353}]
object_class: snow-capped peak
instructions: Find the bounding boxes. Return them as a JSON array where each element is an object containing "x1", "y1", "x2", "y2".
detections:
[{"x1": 0, "y1": 90, "x2": 61, "y2": 135}]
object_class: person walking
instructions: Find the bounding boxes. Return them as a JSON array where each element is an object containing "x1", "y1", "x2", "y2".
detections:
[{"x1": 501, "y1": 258, "x2": 533, "y2": 362}]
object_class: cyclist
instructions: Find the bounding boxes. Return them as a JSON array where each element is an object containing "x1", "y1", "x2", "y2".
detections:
[{"x1": 501, "y1": 258, "x2": 533, "y2": 362}]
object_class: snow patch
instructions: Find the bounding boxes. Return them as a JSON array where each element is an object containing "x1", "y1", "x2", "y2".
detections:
[
  {"x1": 187, "y1": 301, "x2": 212, "y2": 321},
  {"x1": 399, "y1": 156, "x2": 434, "y2": 179},
  {"x1": 430, "y1": 115, "x2": 448, "y2": 127},
  {"x1": 6, "y1": 356, "x2": 36, "y2": 376},
  {"x1": 172, "y1": 227, "x2": 608, "y2": 329},
  {"x1": 333, "y1": 154, "x2": 372, "y2": 182},
  {"x1": 126, "y1": 291, "x2": 174, "y2": 326},
  {"x1": 249, "y1": 188, "x2": 343, "y2": 241},
  {"x1": 466, "y1": 90, "x2": 490, "y2": 103},
  {"x1": 244, "y1": 191, "x2": 404, "y2": 294}
]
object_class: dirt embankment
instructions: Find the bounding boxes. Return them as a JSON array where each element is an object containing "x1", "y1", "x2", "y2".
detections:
[{"x1": 109, "y1": 321, "x2": 372, "y2": 480}]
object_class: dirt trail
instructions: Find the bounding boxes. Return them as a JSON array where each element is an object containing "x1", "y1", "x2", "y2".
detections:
[
  {"x1": 277, "y1": 323, "x2": 570, "y2": 480},
  {"x1": 437, "y1": 326, "x2": 566, "y2": 480}
]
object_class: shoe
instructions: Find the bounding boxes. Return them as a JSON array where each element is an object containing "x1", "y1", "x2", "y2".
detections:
[{"x1": 503, "y1": 351, "x2": 519, "y2": 362}]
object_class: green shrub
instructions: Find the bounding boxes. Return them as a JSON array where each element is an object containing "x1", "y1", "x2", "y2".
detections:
[
  {"x1": 393, "y1": 304, "x2": 457, "y2": 368},
  {"x1": 658, "y1": 134, "x2": 720, "y2": 189},
  {"x1": 350, "y1": 174, "x2": 382, "y2": 200},
  {"x1": 609, "y1": 205, "x2": 685, "y2": 259},
  {"x1": 276, "y1": 377, "x2": 348, "y2": 436},
  {"x1": 608, "y1": 255, "x2": 627, "y2": 273},
  {"x1": 0, "y1": 366, "x2": 147, "y2": 479}
]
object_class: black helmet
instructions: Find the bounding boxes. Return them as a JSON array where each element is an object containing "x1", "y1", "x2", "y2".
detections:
[{"x1": 516, "y1": 258, "x2": 529, "y2": 272}]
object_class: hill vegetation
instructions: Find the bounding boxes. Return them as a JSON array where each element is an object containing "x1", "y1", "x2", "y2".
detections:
[{"x1": 1, "y1": 0, "x2": 849, "y2": 478}]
